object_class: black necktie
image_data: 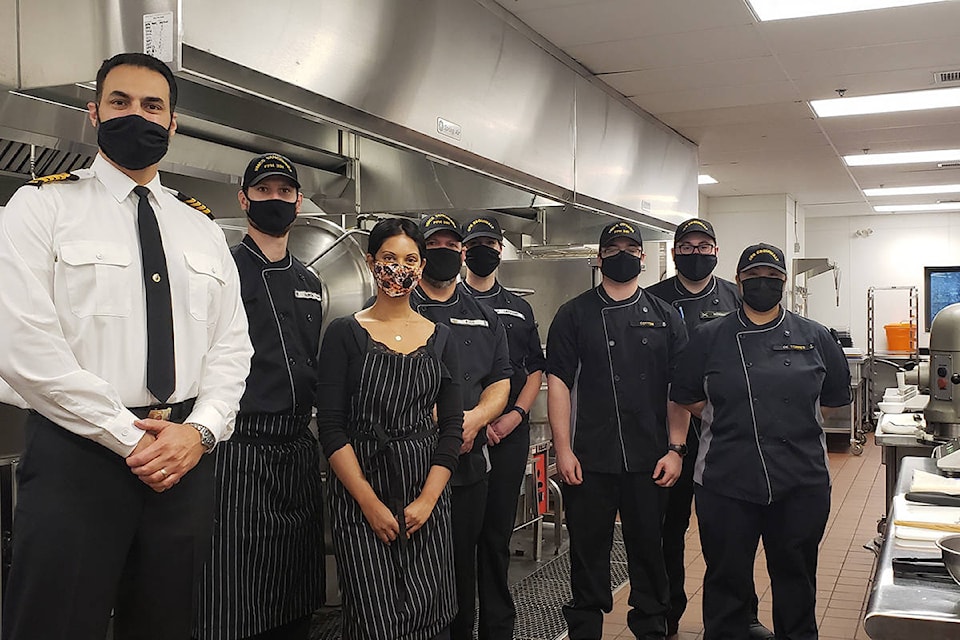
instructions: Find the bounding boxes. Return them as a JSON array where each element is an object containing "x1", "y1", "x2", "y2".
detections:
[{"x1": 134, "y1": 186, "x2": 175, "y2": 403}]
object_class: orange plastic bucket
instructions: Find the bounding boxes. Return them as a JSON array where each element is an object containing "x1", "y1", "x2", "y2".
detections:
[{"x1": 884, "y1": 322, "x2": 916, "y2": 352}]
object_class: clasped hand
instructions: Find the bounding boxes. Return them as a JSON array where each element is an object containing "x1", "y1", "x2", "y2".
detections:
[
  {"x1": 125, "y1": 420, "x2": 204, "y2": 493},
  {"x1": 362, "y1": 495, "x2": 439, "y2": 545}
]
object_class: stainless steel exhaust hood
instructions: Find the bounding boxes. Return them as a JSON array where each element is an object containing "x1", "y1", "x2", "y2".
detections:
[{"x1": 14, "y1": 0, "x2": 698, "y2": 235}]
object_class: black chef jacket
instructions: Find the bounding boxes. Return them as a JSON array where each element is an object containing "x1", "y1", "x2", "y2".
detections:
[
  {"x1": 233, "y1": 235, "x2": 322, "y2": 414},
  {"x1": 461, "y1": 280, "x2": 546, "y2": 405},
  {"x1": 410, "y1": 284, "x2": 513, "y2": 486},
  {"x1": 646, "y1": 275, "x2": 740, "y2": 332},
  {"x1": 670, "y1": 308, "x2": 851, "y2": 505},
  {"x1": 546, "y1": 285, "x2": 687, "y2": 475}
]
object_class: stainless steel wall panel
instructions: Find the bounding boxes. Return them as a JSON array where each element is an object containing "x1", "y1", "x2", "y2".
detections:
[
  {"x1": 182, "y1": 0, "x2": 577, "y2": 191},
  {"x1": 19, "y1": 0, "x2": 180, "y2": 89},
  {"x1": 498, "y1": 258, "x2": 594, "y2": 343},
  {"x1": 574, "y1": 76, "x2": 699, "y2": 223}
]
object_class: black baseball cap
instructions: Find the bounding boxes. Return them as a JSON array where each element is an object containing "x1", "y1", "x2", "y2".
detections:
[
  {"x1": 737, "y1": 243, "x2": 787, "y2": 275},
  {"x1": 462, "y1": 215, "x2": 503, "y2": 243},
  {"x1": 599, "y1": 220, "x2": 643, "y2": 247},
  {"x1": 420, "y1": 213, "x2": 463, "y2": 240},
  {"x1": 674, "y1": 218, "x2": 716, "y2": 243},
  {"x1": 242, "y1": 153, "x2": 300, "y2": 190}
]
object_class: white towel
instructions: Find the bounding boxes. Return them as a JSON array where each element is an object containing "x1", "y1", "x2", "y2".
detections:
[{"x1": 910, "y1": 470, "x2": 960, "y2": 495}]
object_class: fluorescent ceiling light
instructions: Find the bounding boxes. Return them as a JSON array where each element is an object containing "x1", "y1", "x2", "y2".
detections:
[
  {"x1": 865, "y1": 184, "x2": 960, "y2": 196},
  {"x1": 812, "y1": 86, "x2": 960, "y2": 117},
  {"x1": 747, "y1": 0, "x2": 951, "y2": 21},
  {"x1": 698, "y1": 174, "x2": 718, "y2": 185},
  {"x1": 874, "y1": 203, "x2": 960, "y2": 212},
  {"x1": 844, "y1": 149, "x2": 960, "y2": 166}
]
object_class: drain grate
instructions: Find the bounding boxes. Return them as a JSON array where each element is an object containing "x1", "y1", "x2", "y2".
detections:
[
  {"x1": 511, "y1": 524, "x2": 628, "y2": 640},
  {"x1": 309, "y1": 525, "x2": 629, "y2": 640}
]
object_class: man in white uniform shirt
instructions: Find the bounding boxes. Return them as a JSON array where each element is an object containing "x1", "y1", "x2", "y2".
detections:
[{"x1": 0, "y1": 53, "x2": 252, "y2": 640}]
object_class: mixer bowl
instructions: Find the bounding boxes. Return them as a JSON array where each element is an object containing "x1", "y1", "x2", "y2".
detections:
[{"x1": 935, "y1": 534, "x2": 960, "y2": 586}]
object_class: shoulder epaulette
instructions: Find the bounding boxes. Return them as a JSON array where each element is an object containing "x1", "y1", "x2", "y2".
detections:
[
  {"x1": 175, "y1": 192, "x2": 214, "y2": 220},
  {"x1": 26, "y1": 172, "x2": 80, "y2": 188}
]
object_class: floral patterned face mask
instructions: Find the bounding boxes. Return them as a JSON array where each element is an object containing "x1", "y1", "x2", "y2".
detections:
[{"x1": 373, "y1": 261, "x2": 422, "y2": 297}]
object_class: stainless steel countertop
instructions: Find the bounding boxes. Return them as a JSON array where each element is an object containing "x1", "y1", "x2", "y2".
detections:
[
  {"x1": 874, "y1": 432, "x2": 934, "y2": 447},
  {"x1": 864, "y1": 457, "x2": 960, "y2": 639}
]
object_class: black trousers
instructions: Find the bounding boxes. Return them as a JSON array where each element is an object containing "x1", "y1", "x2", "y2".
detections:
[
  {"x1": 450, "y1": 476, "x2": 489, "y2": 640},
  {"x1": 662, "y1": 422, "x2": 698, "y2": 633},
  {"x1": 562, "y1": 471, "x2": 669, "y2": 640},
  {"x1": 477, "y1": 422, "x2": 529, "y2": 640},
  {"x1": 2, "y1": 413, "x2": 215, "y2": 640},
  {"x1": 662, "y1": 425, "x2": 764, "y2": 634},
  {"x1": 695, "y1": 484, "x2": 830, "y2": 640}
]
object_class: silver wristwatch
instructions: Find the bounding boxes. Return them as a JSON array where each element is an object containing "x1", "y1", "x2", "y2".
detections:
[{"x1": 188, "y1": 422, "x2": 216, "y2": 452}]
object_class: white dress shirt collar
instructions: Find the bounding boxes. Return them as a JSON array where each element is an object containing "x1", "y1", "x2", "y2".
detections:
[{"x1": 92, "y1": 153, "x2": 165, "y2": 208}]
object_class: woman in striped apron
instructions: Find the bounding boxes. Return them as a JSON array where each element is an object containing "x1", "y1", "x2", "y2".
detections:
[
  {"x1": 195, "y1": 154, "x2": 325, "y2": 640},
  {"x1": 317, "y1": 218, "x2": 463, "y2": 640}
]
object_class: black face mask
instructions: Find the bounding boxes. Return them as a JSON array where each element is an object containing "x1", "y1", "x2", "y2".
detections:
[
  {"x1": 97, "y1": 114, "x2": 170, "y2": 170},
  {"x1": 675, "y1": 253, "x2": 717, "y2": 282},
  {"x1": 423, "y1": 247, "x2": 463, "y2": 283},
  {"x1": 600, "y1": 250, "x2": 642, "y2": 283},
  {"x1": 741, "y1": 276, "x2": 784, "y2": 313},
  {"x1": 465, "y1": 245, "x2": 501, "y2": 277},
  {"x1": 246, "y1": 198, "x2": 298, "y2": 237}
]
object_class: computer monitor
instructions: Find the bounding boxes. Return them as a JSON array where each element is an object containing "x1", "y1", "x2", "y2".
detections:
[{"x1": 925, "y1": 266, "x2": 960, "y2": 331}]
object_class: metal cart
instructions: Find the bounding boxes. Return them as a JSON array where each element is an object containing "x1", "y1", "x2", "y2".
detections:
[{"x1": 864, "y1": 286, "x2": 921, "y2": 450}]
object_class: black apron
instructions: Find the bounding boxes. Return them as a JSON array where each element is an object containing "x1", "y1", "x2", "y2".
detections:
[
  {"x1": 195, "y1": 413, "x2": 325, "y2": 640},
  {"x1": 329, "y1": 321, "x2": 457, "y2": 640}
]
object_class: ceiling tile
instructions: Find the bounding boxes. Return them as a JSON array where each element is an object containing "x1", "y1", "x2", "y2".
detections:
[
  {"x1": 657, "y1": 101, "x2": 814, "y2": 128},
  {"x1": 758, "y1": 2, "x2": 960, "y2": 54},
  {"x1": 599, "y1": 56, "x2": 786, "y2": 94},
  {"x1": 626, "y1": 81, "x2": 801, "y2": 114},
  {"x1": 566, "y1": 24, "x2": 769, "y2": 73},
  {"x1": 501, "y1": 0, "x2": 753, "y2": 47}
]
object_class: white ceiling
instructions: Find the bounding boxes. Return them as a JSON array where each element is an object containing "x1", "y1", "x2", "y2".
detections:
[{"x1": 494, "y1": 0, "x2": 960, "y2": 217}]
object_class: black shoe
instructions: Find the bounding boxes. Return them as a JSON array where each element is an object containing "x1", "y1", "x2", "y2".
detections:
[{"x1": 748, "y1": 620, "x2": 775, "y2": 640}]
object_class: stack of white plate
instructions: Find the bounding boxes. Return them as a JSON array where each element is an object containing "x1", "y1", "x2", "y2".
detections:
[{"x1": 879, "y1": 386, "x2": 919, "y2": 413}]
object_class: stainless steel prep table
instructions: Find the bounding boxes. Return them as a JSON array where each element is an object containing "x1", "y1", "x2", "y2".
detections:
[
  {"x1": 864, "y1": 457, "x2": 960, "y2": 639},
  {"x1": 874, "y1": 431, "x2": 936, "y2": 509}
]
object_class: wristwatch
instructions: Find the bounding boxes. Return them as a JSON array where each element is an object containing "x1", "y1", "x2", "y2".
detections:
[
  {"x1": 188, "y1": 422, "x2": 216, "y2": 452},
  {"x1": 667, "y1": 442, "x2": 688, "y2": 457},
  {"x1": 511, "y1": 406, "x2": 529, "y2": 421}
]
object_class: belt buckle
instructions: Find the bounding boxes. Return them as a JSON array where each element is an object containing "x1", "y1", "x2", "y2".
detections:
[{"x1": 147, "y1": 407, "x2": 172, "y2": 421}]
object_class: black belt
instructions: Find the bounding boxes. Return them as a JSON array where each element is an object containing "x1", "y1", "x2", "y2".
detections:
[{"x1": 128, "y1": 398, "x2": 196, "y2": 423}]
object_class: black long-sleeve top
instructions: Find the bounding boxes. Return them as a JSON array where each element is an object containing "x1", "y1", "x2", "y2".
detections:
[{"x1": 315, "y1": 315, "x2": 464, "y2": 472}]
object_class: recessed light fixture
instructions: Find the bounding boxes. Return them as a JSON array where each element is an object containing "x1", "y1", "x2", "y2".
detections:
[
  {"x1": 864, "y1": 184, "x2": 960, "y2": 196},
  {"x1": 844, "y1": 149, "x2": 960, "y2": 166},
  {"x1": 747, "y1": 0, "x2": 950, "y2": 21},
  {"x1": 698, "y1": 174, "x2": 718, "y2": 185},
  {"x1": 874, "y1": 203, "x2": 960, "y2": 212},
  {"x1": 812, "y1": 86, "x2": 960, "y2": 117}
]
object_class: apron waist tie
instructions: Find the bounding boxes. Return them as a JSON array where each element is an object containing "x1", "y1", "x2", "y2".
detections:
[{"x1": 349, "y1": 424, "x2": 436, "y2": 607}]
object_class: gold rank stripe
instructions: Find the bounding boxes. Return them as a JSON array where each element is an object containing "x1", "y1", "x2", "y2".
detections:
[
  {"x1": 175, "y1": 191, "x2": 214, "y2": 219},
  {"x1": 26, "y1": 172, "x2": 79, "y2": 187}
]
